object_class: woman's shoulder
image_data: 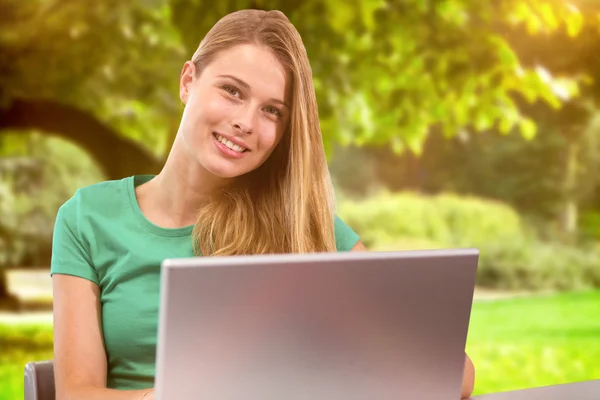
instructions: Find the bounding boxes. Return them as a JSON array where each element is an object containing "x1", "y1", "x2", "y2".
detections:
[
  {"x1": 51, "y1": 177, "x2": 136, "y2": 284},
  {"x1": 57, "y1": 176, "x2": 134, "y2": 221},
  {"x1": 334, "y1": 215, "x2": 360, "y2": 252}
]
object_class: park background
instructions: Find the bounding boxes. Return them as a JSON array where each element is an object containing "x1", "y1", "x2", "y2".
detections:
[{"x1": 1, "y1": 0, "x2": 600, "y2": 398}]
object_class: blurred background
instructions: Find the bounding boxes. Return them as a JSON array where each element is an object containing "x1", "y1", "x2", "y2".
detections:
[{"x1": 1, "y1": 0, "x2": 600, "y2": 398}]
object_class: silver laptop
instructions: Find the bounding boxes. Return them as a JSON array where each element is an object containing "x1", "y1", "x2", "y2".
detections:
[{"x1": 155, "y1": 248, "x2": 479, "y2": 400}]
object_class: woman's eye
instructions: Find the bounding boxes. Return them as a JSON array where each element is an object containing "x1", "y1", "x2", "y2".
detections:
[
  {"x1": 265, "y1": 106, "x2": 281, "y2": 117},
  {"x1": 223, "y1": 85, "x2": 240, "y2": 97}
]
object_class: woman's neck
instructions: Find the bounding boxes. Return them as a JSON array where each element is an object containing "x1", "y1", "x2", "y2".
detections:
[{"x1": 137, "y1": 135, "x2": 230, "y2": 228}]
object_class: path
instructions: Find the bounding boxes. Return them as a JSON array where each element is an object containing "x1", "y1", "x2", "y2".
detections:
[{"x1": 0, "y1": 287, "x2": 550, "y2": 326}]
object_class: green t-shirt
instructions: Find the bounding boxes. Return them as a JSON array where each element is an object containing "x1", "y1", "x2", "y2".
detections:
[{"x1": 50, "y1": 175, "x2": 360, "y2": 390}]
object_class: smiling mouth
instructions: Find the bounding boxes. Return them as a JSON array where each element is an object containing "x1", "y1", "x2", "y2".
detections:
[{"x1": 213, "y1": 132, "x2": 249, "y2": 153}]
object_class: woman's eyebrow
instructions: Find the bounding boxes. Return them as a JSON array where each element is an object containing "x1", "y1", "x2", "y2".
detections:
[
  {"x1": 217, "y1": 74, "x2": 250, "y2": 91},
  {"x1": 217, "y1": 74, "x2": 289, "y2": 109},
  {"x1": 270, "y1": 98, "x2": 290, "y2": 110}
]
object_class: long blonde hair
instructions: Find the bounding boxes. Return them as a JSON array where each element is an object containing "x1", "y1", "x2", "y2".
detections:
[{"x1": 191, "y1": 9, "x2": 336, "y2": 255}]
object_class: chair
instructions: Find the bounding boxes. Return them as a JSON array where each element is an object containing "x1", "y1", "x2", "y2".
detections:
[{"x1": 24, "y1": 360, "x2": 55, "y2": 400}]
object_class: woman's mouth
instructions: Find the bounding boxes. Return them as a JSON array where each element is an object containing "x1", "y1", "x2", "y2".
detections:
[{"x1": 213, "y1": 132, "x2": 249, "y2": 153}]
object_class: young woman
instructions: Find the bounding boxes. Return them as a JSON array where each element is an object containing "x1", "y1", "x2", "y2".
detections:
[{"x1": 50, "y1": 9, "x2": 475, "y2": 400}]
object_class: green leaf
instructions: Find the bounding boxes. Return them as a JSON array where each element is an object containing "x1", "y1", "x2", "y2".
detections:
[
  {"x1": 475, "y1": 111, "x2": 493, "y2": 132},
  {"x1": 326, "y1": 0, "x2": 354, "y2": 33},
  {"x1": 539, "y1": 3, "x2": 559, "y2": 30},
  {"x1": 499, "y1": 117, "x2": 516, "y2": 135},
  {"x1": 519, "y1": 118, "x2": 537, "y2": 140},
  {"x1": 390, "y1": 136, "x2": 405, "y2": 154},
  {"x1": 405, "y1": 123, "x2": 428, "y2": 155},
  {"x1": 433, "y1": 103, "x2": 447, "y2": 120},
  {"x1": 360, "y1": 0, "x2": 387, "y2": 31},
  {"x1": 564, "y1": 5, "x2": 584, "y2": 37}
]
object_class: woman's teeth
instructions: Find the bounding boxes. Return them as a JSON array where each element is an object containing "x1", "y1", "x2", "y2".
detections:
[{"x1": 215, "y1": 133, "x2": 247, "y2": 153}]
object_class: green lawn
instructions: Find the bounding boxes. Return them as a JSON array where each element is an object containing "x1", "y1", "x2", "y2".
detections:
[
  {"x1": 466, "y1": 290, "x2": 600, "y2": 395},
  {"x1": 1, "y1": 290, "x2": 599, "y2": 399},
  {"x1": 0, "y1": 323, "x2": 53, "y2": 400}
]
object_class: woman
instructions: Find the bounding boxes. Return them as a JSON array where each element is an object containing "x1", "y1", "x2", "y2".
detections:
[{"x1": 51, "y1": 9, "x2": 475, "y2": 400}]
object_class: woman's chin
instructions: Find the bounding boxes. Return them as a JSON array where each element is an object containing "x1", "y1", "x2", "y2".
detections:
[
  {"x1": 196, "y1": 152, "x2": 256, "y2": 181},
  {"x1": 204, "y1": 162, "x2": 249, "y2": 180}
]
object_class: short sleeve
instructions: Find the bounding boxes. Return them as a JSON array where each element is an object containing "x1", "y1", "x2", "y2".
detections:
[
  {"x1": 50, "y1": 192, "x2": 99, "y2": 285},
  {"x1": 334, "y1": 215, "x2": 360, "y2": 252}
]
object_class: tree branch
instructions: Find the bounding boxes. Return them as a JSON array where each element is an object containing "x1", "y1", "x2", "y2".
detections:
[{"x1": 0, "y1": 98, "x2": 163, "y2": 180}]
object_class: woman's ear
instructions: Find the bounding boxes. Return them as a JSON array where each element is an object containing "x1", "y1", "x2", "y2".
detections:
[{"x1": 179, "y1": 61, "x2": 196, "y2": 105}]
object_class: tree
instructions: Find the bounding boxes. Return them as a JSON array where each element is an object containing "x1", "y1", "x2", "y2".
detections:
[
  {"x1": 1, "y1": 0, "x2": 594, "y2": 163},
  {"x1": 502, "y1": 1, "x2": 600, "y2": 236},
  {"x1": 0, "y1": 100, "x2": 162, "y2": 178},
  {"x1": 328, "y1": 1, "x2": 600, "y2": 239},
  {"x1": 172, "y1": 0, "x2": 590, "y2": 153},
  {"x1": 0, "y1": 0, "x2": 185, "y2": 166},
  {"x1": 0, "y1": 0, "x2": 598, "y2": 299}
]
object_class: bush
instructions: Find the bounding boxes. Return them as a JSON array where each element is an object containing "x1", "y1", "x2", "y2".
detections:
[
  {"x1": 580, "y1": 212, "x2": 600, "y2": 242},
  {"x1": 476, "y1": 239, "x2": 600, "y2": 291},
  {"x1": 338, "y1": 191, "x2": 526, "y2": 249},
  {"x1": 0, "y1": 323, "x2": 53, "y2": 349},
  {"x1": 338, "y1": 191, "x2": 600, "y2": 291}
]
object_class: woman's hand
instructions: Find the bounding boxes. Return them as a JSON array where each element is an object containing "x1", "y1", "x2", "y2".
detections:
[
  {"x1": 461, "y1": 353, "x2": 475, "y2": 399},
  {"x1": 141, "y1": 388, "x2": 155, "y2": 400}
]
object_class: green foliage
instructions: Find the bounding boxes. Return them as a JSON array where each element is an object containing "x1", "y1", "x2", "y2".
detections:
[
  {"x1": 0, "y1": 323, "x2": 53, "y2": 348},
  {"x1": 338, "y1": 191, "x2": 525, "y2": 250},
  {"x1": 288, "y1": 0, "x2": 589, "y2": 152},
  {"x1": 2, "y1": 0, "x2": 600, "y2": 265},
  {"x1": 431, "y1": 129, "x2": 570, "y2": 221},
  {"x1": 0, "y1": 0, "x2": 185, "y2": 157},
  {"x1": 2, "y1": 0, "x2": 596, "y2": 158},
  {"x1": 338, "y1": 192, "x2": 600, "y2": 290},
  {"x1": 329, "y1": 145, "x2": 381, "y2": 197},
  {"x1": 580, "y1": 212, "x2": 600, "y2": 241},
  {"x1": 0, "y1": 133, "x2": 104, "y2": 267},
  {"x1": 477, "y1": 239, "x2": 600, "y2": 291},
  {"x1": 332, "y1": 110, "x2": 600, "y2": 228}
]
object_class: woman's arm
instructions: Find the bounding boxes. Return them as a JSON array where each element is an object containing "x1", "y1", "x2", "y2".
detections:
[
  {"x1": 350, "y1": 241, "x2": 368, "y2": 251},
  {"x1": 350, "y1": 241, "x2": 476, "y2": 399},
  {"x1": 52, "y1": 274, "x2": 155, "y2": 400}
]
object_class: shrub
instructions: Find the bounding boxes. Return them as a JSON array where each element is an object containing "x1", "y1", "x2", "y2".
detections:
[
  {"x1": 476, "y1": 239, "x2": 600, "y2": 291},
  {"x1": 580, "y1": 212, "x2": 600, "y2": 242},
  {"x1": 338, "y1": 191, "x2": 527, "y2": 248},
  {"x1": 338, "y1": 191, "x2": 600, "y2": 291}
]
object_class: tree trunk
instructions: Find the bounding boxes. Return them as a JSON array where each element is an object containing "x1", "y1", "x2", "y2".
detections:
[
  {"x1": 559, "y1": 138, "x2": 579, "y2": 238},
  {"x1": 0, "y1": 271, "x2": 19, "y2": 311},
  {"x1": 0, "y1": 98, "x2": 164, "y2": 180}
]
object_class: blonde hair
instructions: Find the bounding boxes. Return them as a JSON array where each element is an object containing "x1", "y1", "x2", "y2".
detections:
[{"x1": 191, "y1": 9, "x2": 336, "y2": 255}]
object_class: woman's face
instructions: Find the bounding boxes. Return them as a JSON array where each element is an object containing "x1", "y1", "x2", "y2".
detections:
[{"x1": 178, "y1": 43, "x2": 292, "y2": 179}]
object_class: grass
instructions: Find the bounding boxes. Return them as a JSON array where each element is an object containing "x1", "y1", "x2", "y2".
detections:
[
  {"x1": 0, "y1": 323, "x2": 53, "y2": 400},
  {"x1": 466, "y1": 290, "x2": 600, "y2": 395},
  {"x1": 1, "y1": 290, "x2": 599, "y2": 399}
]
